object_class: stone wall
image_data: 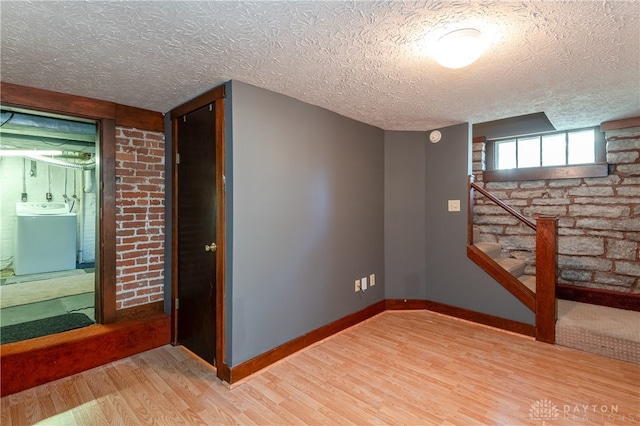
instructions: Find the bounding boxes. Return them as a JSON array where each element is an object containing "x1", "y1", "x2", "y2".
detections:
[{"x1": 472, "y1": 126, "x2": 640, "y2": 294}]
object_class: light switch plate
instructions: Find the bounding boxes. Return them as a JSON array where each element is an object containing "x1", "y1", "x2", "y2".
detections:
[{"x1": 448, "y1": 200, "x2": 461, "y2": 212}]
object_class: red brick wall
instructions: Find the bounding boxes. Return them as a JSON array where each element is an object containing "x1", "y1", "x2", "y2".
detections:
[
  {"x1": 115, "y1": 127, "x2": 165, "y2": 309},
  {"x1": 473, "y1": 126, "x2": 640, "y2": 294}
]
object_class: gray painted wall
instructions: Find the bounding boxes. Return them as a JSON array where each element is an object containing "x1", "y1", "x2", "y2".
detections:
[
  {"x1": 383, "y1": 125, "x2": 533, "y2": 324},
  {"x1": 424, "y1": 123, "x2": 534, "y2": 324},
  {"x1": 384, "y1": 131, "x2": 427, "y2": 300},
  {"x1": 227, "y1": 81, "x2": 385, "y2": 366}
]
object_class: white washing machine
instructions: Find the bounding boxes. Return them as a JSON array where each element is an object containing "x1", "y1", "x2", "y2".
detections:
[{"x1": 14, "y1": 202, "x2": 77, "y2": 275}]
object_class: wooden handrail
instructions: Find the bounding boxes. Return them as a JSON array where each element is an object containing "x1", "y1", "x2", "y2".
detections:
[
  {"x1": 467, "y1": 245, "x2": 536, "y2": 311},
  {"x1": 470, "y1": 181, "x2": 536, "y2": 230},
  {"x1": 468, "y1": 175, "x2": 557, "y2": 344}
]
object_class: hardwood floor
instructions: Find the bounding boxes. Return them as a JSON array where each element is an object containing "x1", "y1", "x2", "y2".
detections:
[{"x1": 2, "y1": 311, "x2": 639, "y2": 425}]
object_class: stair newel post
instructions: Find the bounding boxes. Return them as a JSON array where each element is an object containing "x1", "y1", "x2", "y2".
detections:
[
  {"x1": 535, "y1": 216, "x2": 558, "y2": 344},
  {"x1": 468, "y1": 175, "x2": 474, "y2": 245}
]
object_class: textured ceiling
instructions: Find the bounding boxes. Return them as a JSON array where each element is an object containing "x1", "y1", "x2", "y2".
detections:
[{"x1": 1, "y1": 1, "x2": 639, "y2": 131}]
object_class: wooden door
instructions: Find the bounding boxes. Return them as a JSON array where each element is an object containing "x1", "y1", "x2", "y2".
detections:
[{"x1": 176, "y1": 104, "x2": 217, "y2": 364}]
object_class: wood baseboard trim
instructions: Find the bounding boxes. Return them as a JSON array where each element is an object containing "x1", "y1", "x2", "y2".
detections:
[
  {"x1": 226, "y1": 298, "x2": 535, "y2": 384},
  {"x1": 219, "y1": 363, "x2": 232, "y2": 384},
  {"x1": 557, "y1": 284, "x2": 640, "y2": 312},
  {"x1": 1, "y1": 298, "x2": 537, "y2": 392},
  {"x1": 387, "y1": 298, "x2": 536, "y2": 337},
  {"x1": 385, "y1": 299, "x2": 429, "y2": 310},
  {"x1": 228, "y1": 300, "x2": 386, "y2": 383},
  {"x1": 1, "y1": 313, "x2": 170, "y2": 396}
]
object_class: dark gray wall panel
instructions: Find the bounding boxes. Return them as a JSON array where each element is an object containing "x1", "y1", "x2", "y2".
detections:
[
  {"x1": 384, "y1": 131, "x2": 427, "y2": 299},
  {"x1": 228, "y1": 81, "x2": 385, "y2": 365},
  {"x1": 424, "y1": 123, "x2": 534, "y2": 324}
]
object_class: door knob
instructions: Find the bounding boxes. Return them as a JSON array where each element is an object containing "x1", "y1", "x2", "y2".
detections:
[{"x1": 205, "y1": 242, "x2": 217, "y2": 252}]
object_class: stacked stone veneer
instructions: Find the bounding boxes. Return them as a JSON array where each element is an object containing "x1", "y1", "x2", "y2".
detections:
[
  {"x1": 472, "y1": 126, "x2": 640, "y2": 294},
  {"x1": 115, "y1": 127, "x2": 165, "y2": 309}
]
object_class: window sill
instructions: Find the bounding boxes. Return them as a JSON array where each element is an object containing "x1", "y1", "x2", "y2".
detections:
[{"x1": 483, "y1": 163, "x2": 609, "y2": 182}]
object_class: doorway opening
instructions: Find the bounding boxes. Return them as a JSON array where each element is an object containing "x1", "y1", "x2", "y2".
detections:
[
  {"x1": 0, "y1": 106, "x2": 98, "y2": 344},
  {"x1": 171, "y1": 85, "x2": 227, "y2": 379}
]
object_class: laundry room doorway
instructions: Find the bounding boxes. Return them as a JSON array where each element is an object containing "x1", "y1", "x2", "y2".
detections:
[{"x1": 0, "y1": 105, "x2": 99, "y2": 344}]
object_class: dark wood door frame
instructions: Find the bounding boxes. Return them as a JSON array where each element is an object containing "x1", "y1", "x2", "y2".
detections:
[
  {"x1": 0, "y1": 82, "x2": 164, "y2": 325},
  {"x1": 0, "y1": 83, "x2": 117, "y2": 323},
  {"x1": 170, "y1": 84, "x2": 227, "y2": 380}
]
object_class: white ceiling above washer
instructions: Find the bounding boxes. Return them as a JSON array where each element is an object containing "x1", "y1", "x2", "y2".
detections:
[{"x1": 1, "y1": 1, "x2": 638, "y2": 131}]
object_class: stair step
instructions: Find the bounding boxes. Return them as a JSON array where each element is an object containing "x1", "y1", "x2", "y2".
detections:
[
  {"x1": 556, "y1": 300, "x2": 640, "y2": 364},
  {"x1": 474, "y1": 242, "x2": 502, "y2": 259},
  {"x1": 495, "y1": 257, "x2": 526, "y2": 277},
  {"x1": 518, "y1": 275, "x2": 536, "y2": 293}
]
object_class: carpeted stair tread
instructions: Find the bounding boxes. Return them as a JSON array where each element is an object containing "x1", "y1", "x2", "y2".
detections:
[
  {"x1": 474, "y1": 242, "x2": 502, "y2": 259},
  {"x1": 557, "y1": 300, "x2": 640, "y2": 343},
  {"x1": 518, "y1": 275, "x2": 536, "y2": 293},
  {"x1": 473, "y1": 219, "x2": 637, "y2": 364},
  {"x1": 556, "y1": 300, "x2": 640, "y2": 364},
  {"x1": 495, "y1": 257, "x2": 526, "y2": 278}
]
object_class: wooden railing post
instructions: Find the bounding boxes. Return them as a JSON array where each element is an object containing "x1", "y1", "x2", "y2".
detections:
[{"x1": 535, "y1": 216, "x2": 558, "y2": 343}]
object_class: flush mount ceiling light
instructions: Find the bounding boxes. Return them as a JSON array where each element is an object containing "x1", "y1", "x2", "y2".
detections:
[{"x1": 434, "y1": 28, "x2": 486, "y2": 69}]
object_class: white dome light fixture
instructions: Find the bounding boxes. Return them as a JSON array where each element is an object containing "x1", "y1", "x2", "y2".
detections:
[{"x1": 434, "y1": 28, "x2": 486, "y2": 69}]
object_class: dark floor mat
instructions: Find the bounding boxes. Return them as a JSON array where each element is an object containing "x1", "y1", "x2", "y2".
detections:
[{"x1": 1, "y1": 313, "x2": 95, "y2": 344}]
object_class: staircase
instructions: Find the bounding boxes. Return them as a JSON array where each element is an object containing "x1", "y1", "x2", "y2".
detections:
[
  {"x1": 473, "y1": 228, "x2": 640, "y2": 364},
  {"x1": 473, "y1": 236, "x2": 536, "y2": 293}
]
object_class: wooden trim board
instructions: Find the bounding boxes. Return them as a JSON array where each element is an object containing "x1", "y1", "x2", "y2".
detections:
[
  {"x1": 1, "y1": 313, "x2": 170, "y2": 396},
  {"x1": 227, "y1": 301, "x2": 386, "y2": 383},
  {"x1": 601, "y1": 116, "x2": 640, "y2": 131},
  {"x1": 557, "y1": 284, "x2": 640, "y2": 312},
  {"x1": 115, "y1": 104, "x2": 164, "y2": 132},
  {"x1": 388, "y1": 299, "x2": 536, "y2": 337},
  {"x1": 116, "y1": 300, "x2": 165, "y2": 322},
  {"x1": 226, "y1": 298, "x2": 534, "y2": 384},
  {"x1": 0, "y1": 82, "x2": 163, "y2": 131},
  {"x1": 467, "y1": 245, "x2": 536, "y2": 311}
]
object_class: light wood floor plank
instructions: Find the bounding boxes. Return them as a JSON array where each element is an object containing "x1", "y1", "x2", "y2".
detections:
[{"x1": 3, "y1": 311, "x2": 639, "y2": 425}]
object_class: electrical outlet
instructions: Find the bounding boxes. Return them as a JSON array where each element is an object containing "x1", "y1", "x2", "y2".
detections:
[
  {"x1": 362, "y1": 277, "x2": 368, "y2": 291},
  {"x1": 448, "y1": 199, "x2": 460, "y2": 212},
  {"x1": 370, "y1": 273, "x2": 375, "y2": 286},
  {"x1": 355, "y1": 279, "x2": 360, "y2": 292}
]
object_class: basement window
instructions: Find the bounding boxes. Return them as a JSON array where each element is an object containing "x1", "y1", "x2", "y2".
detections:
[{"x1": 484, "y1": 127, "x2": 608, "y2": 181}]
